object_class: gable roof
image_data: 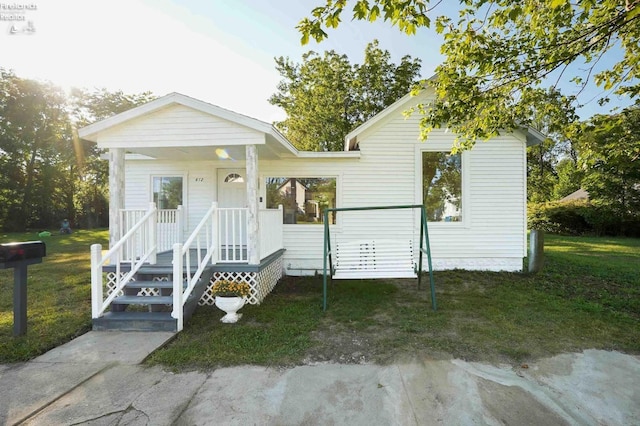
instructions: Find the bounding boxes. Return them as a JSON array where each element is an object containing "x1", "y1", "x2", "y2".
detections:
[
  {"x1": 78, "y1": 92, "x2": 361, "y2": 160},
  {"x1": 559, "y1": 188, "x2": 589, "y2": 203},
  {"x1": 78, "y1": 92, "x2": 298, "y2": 155},
  {"x1": 344, "y1": 87, "x2": 547, "y2": 150}
]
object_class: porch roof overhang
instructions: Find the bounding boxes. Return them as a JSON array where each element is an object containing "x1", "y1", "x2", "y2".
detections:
[{"x1": 78, "y1": 92, "x2": 300, "y2": 160}]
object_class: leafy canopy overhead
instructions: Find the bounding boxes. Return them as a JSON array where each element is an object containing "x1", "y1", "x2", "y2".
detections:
[{"x1": 298, "y1": 0, "x2": 640, "y2": 150}]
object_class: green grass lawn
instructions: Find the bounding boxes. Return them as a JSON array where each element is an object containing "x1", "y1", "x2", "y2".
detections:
[
  {"x1": 0, "y1": 229, "x2": 108, "y2": 362},
  {"x1": 147, "y1": 234, "x2": 640, "y2": 370},
  {"x1": 2, "y1": 231, "x2": 638, "y2": 367}
]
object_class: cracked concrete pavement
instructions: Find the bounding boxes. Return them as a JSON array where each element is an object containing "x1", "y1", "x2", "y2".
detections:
[{"x1": 1, "y1": 331, "x2": 639, "y2": 425}]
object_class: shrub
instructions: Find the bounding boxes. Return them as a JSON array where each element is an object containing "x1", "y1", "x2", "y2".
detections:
[{"x1": 528, "y1": 201, "x2": 640, "y2": 237}]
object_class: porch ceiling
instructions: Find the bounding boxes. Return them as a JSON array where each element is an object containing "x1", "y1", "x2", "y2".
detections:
[{"x1": 124, "y1": 142, "x2": 287, "y2": 161}]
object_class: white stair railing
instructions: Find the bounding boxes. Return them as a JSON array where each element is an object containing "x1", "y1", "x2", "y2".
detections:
[
  {"x1": 91, "y1": 202, "x2": 158, "y2": 319},
  {"x1": 172, "y1": 202, "x2": 218, "y2": 331}
]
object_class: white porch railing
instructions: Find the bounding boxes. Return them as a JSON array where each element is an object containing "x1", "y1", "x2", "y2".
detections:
[
  {"x1": 172, "y1": 202, "x2": 218, "y2": 331},
  {"x1": 91, "y1": 202, "x2": 158, "y2": 319},
  {"x1": 218, "y1": 208, "x2": 249, "y2": 262},
  {"x1": 158, "y1": 207, "x2": 183, "y2": 252},
  {"x1": 259, "y1": 206, "x2": 284, "y2": 259},
  {"x1": 90, "y1": 203, "x2": 285, "y2": 328},
  {"x1": 120, "y1": 206, "x2": 183, "y2": 253}
]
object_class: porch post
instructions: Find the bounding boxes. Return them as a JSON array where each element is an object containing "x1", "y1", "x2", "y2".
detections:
[
  {"x1": 109, "y1": 148, "x2": 125, "y2": 248},
  {"x1": 246, "y1": 144, "x2": 260, "y2": 264}
]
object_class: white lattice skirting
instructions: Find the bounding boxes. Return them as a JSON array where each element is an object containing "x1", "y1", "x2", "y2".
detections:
[
  {"x1": 199, "y1": 256, "x2": 284, "y2": 306},
  {"x1": 105, "y1": 255, "x2": 283, "y2": 306}
]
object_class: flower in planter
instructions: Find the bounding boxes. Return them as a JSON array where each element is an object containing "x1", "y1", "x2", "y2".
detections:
[{"x1": 211, "y1": 280, "x2": 251, "y2": 298}]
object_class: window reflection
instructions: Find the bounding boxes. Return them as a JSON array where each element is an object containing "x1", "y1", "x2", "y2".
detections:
[
  {"x1": 266, "y1": 177, "x2": 336, "y2": 224},
  {"x1": 422, "y1": 152, "x2": 462, "y2": 222}
]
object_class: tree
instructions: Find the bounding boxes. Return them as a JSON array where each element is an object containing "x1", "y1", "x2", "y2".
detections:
[
  {"x1": 298, "y1": 1, "x2": 639, "y2": 151},
  {"x1": 269, "y1": 40, "x2": 421, "y2": 151},
  {"x1": 0, "y1": 68, "x2": 154, "y2": 231},
  {"x1": 0, "y1": 69, "x2": 73, "y2": 230},
  {"x1": 527, "y1": 138, "x2": 559, "y2": 202},
  {"x1": 68, "y1": 88, "x2": 156, "y2": 228},
  {"x1": 577, "y1": 105, "x2": 640, "y2": 218},
  {"x1": 553, "y1": 158, "x2": 583, "y2": 200}
]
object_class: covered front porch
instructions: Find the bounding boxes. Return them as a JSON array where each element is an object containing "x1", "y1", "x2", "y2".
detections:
[{"x1": 78, "y1": 93, "x2": 298, "y2": 331}]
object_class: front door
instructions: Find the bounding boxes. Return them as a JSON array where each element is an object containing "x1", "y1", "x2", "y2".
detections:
[
  {"x1": 217, "y1": 169, "x2": 248, "y2": 261},
  {"x1": 217, "y1": 169, "x2": 246, "y2": 208}
]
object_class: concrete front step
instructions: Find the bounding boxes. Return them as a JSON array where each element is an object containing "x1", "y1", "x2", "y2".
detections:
[{"x1": 92, "y1": 311, "x2": 178, "y2": 332}]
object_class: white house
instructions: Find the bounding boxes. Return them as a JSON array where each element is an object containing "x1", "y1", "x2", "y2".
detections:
[{"x1": 79, "y1": 91, "x2": 542, "y2": 331}]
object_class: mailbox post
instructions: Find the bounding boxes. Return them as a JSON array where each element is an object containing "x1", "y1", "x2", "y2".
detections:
[{"x1": 0, "y1": 241, "x2": 46, "y2": 336}]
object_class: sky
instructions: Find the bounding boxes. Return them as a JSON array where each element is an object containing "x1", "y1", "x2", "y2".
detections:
[{"x1": 1, "y1": 0, "x2": 633, "y2": 123}]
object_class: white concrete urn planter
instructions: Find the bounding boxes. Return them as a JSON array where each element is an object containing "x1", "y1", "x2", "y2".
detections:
[{"x1": 215, "y1": 296, "x2": 245, "y2": 323}]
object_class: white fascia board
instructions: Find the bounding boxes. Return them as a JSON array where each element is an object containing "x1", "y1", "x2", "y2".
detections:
[
  {"x1": 525, "y1": 126, "x2": 546, "y2": 146},
  {"x1": 268, "y1": 128, "x2": 299, "y2": 156},
  {"x1": 295, "y1": 151, "x2": 361, "y2": 159}
]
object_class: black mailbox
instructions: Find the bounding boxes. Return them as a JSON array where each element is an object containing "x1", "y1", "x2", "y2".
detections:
[
  {"x1": 0, "y1": 241, "x2": 47, "y2": 265},
  {"x1": 1, "y1": 240, "x2": 46, "y2": 336}
]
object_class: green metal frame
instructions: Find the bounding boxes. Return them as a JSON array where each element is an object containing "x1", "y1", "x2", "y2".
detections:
[{"x1": 322, "y1": 204, "x2": 436, "y2": 311}]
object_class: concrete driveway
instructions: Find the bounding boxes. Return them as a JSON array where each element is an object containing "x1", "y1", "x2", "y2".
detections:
[{"x1": 1, "y1": 332, "x2": 639, "y2": 425}]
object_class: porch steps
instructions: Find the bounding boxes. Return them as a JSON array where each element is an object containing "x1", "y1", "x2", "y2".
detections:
[
  {"x1": 93, "y1": 265, "x2": 214, "y2": 332},
  {"x1": 113, "y1": 295, "x2": 174, "y2": 305}
]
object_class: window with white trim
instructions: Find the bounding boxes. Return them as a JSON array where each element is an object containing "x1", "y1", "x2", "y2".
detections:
[
  {"x1": 152, "y1": 176, "x2": 183, "y2": 209},
  {"x1": 265, "y1": 177, "x2": 336, "y2": 224},
  {"x1": 422, "y1": 152, "x2": 462, "y2": 222}
]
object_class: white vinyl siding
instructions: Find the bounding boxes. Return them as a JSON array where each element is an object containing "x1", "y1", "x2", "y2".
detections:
[
  {"x1": 125, "y1": 161, "x2": 215, "y2": 236},
  {"x1": 117, "y1": 93, "x2": 527, "y2": 272},
  {"x1": 98, "y1": 104, "x2": 264, "y2": 148},
  {"x1": 262, "y1": 97, "x2": 527, "y2": 272}
]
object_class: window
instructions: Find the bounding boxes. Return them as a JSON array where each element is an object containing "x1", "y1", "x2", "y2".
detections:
[
  {"x1": 265, "y1": 177, "x2": 336, "y2": 224},
  {"x1": 152, "y1": 176, "x2": 183, "y2": 209},
  {"x1": 224, "y1": 173, "x2": 244, "y2": 183},
  {"x1": 422, "y1": 152, "x2": 462, "y2": 222}
]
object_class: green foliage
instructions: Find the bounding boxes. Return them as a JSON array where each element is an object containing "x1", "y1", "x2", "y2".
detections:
[
  {"x1": 528, "y1": 201, "x2": 591, "y2": 235},
  {"x1": 527, "y1": 138, "x2": 560, "y2": 202},
  {"x1": 298, "y1": 1, "x2": 639, "y2": 150},
  {"x1": 528, "y1": 200, "x2": 640, "y2": 237},
  {"x1": 0, "y1": 69, "x2": 154, "y2": 231},
  {"x1": 0, "y1": 69, "x2": 74, "y2": 230},
  {"x1": 576, "y1": 105, "x2": 640, "y2": 218},
  {"x1": 69, "y1": 88, "x2": 156, "y2": 229},
  {"x1": 552, "y1": 158, "x2": 583, "y2": 200},
  {"x1": 269, "y1": 40, "x2": 421, "y2": 151}
]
